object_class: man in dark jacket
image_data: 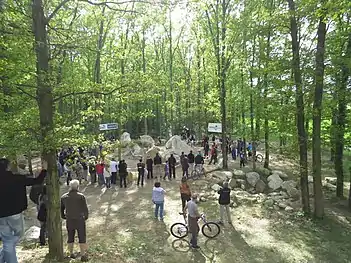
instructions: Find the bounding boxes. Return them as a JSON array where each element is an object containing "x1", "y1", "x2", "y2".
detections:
[
  {"x1": 146, "y1": 156, "x2": 153, "y2": 179},
  {"x1": 153, "y1": 153, "x2": 162, "y2": 178},
  {"x1": 182, "y1": 155, "x2": 189, "y2": 177},
  {"x1": 217, "y1": 181, "x2": 232, "y2": 224},
  {"x1": 119, "y1": 160, "x2": 128, "y2": 188},
  {"x1": 168, "y1": 154, "x2": 176, "y2": 179},
  {"x1": 61, "y1": 179, "x2": 89, "y2": 261},
  {"x1": 187, "y1": 150, "x2": 195, "y2": 174},
  {"x1": 0, "y1": 158, "x2": 46, "y2": 263},
  {"x1": 137, "y1": 159, "x2": 145, "y2": 186}
]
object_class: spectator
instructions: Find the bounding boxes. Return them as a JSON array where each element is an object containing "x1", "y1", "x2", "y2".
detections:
[
  {"x1": 119, "y1": 160, "x2": 127, "y2": 188},
  {"x1": 183, "y1": 194, "x2": 201, "y2": 249},
  {"x1": 168, "y1": 154, "x2": 176, "y2": 179},
  {"x1": 204, "y1": 142, "x2": 210, "y2": 158},
  {"x1": 182, "y1": 155, "x2": 189, "y2": 177},
  {"x1": 153, "y1": 153, "x2": 162, "y2": 178},
  {"x1": 187, "y1": 150, "x2": 195, "y2": 174},
  {"x1": 61, "y1": 180, "x2": 89, "y2": 262},
  {"x1": 152, "y1": 182, "x2": 166, "y2": 221},
  {"x1": 146, "y1": 156, "x2": 153, "y2": 179},
  {"x1": 37, "y1": 185, "x2": 48, "y2": 246},
  {"x1": 137, "y1": 159, "x2": 145, "y2": 187},
  {"x1": 239, "y1": 152, "x2": 246, "y2": 168},
  {"x1": 109, "y1": 158, "x2": 118, "y2": 185},
  {"x1": 88, "y1": 158, "x2": 96, "y2": 184},
  {"x1": 208, "y1": 144, "x2": 218, "y2": 165},
  {"x1": 217, "y1": 181, "x2": 232, "y2": 224},
  {"x1": 81, "y1": 159, "x2": 88, "y2": 182},
  {"x1": 0, "y1": 158, "x2": 46, "y2": 262},
  {"x1": 95, "y1": 160, "x2": 104, "y2": 186},
  {"x1": 103, "y1": 166, "x2": 111, "y2": 189},
  {"x1": 179, "y1": 177, "x2": 191, "y2": 210},
  {"x1": 163, "y1": 161, "x2": 170, "y2": 180}
]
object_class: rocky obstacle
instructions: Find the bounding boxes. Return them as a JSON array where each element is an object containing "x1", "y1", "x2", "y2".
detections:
[
  {"x1": 165, "y1": 135, "x2": 192, "y2": 154},
  {"x1": 140, "y1": 135, "x2": 155, "y2": 147},
  {"x1": 246, "y1": 172, "x2": 260, "y2": 187},
  {"x1": 146, "y1": 146, "x2": 161, "y2": 159},
  {"x1": 22, "y1": 226, "x2": 40, "y2": 243},
  {"x1": 267, "y1": 173, "x2": 283, "y2": 191},
  {"x1": 120, "y1": 132, "x2": 132, "y2": 145}
]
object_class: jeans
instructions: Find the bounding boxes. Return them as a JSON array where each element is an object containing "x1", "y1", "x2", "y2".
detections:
[
  {"x1": 0, "y1": 213, "x2": 24, "y2": 263},
  {"x1": 105, "y1": 177, "x2": 111, "y2": 188},
  {"x1": 137, "y1": 172, "x2": 144, "y2": 186},
  {"x1": 220, "y1": 205, "x2": 232, "y2": 223},
  {"x1": 97, "y1": 173, "x2": 105, "y2": 185},
  {"x1": 154, "y1": 201, "x2": 164, "y2": 219}
]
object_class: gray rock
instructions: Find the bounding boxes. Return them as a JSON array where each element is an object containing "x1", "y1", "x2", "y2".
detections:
[
  {"x1": 264, "y1": 199, "x2": 274, "y2": 207},
  {"x1": 267, "y1": 174, "x2": 283, "y2": 191},
  {"x1": 278, "y1": 202, "x2": 287, "y2": 209},
  {"x1": 229, "y1": 178, "x2": 237, "y2": 188},
  {"x1": 236, "y1": 179, "x2": 246, "y2": 186},
  {"x1": 22, "y1": 226, "x2": 40, "y2": 242},
  {"x1": 273, "y1": 205, "x2": 280, "y2": 211},
  {"x1": 211, "y1": 184, "x2": 222, "y2": 192},
  {"x1": 272, "y1": 170, "x2": 289, "y2": 180},
  {"x1": 308, "y1": 176, "x2": 314, "y2": 183},
  {"x1": 308, "y1": 183, "x2": 314, "y2": 197},
  {"x1": 241, "y1": 184, "x2": 246, "y2": 190},
  {"x1": 140, "y1": 135, "x2": 155, "y2": 147},
  {"x1": 233, "y1": 169, "x2": 246, "y2": 179},
  {"x1": 282, "y1": 180, "x2": 297, "y2": 192},
  {"x1": 200, "y1": 196, "x2": 207, "y2": 202},
  {"x1": 287, "y1": 188, "x2": 300, "y2": 201},
  {"x1": 120, "y1": 132, "x2": 132, "y2": 145},
  {"x1": 230, "y1": 201, "x2": 238, "y2": 208},
  {"x1": 246, "y1": 172, "x2": 260, "y2": 187},
  {"x1": 325, "y1": 177, "x2": 337, "y2": 185},
  {"x1": 255, "y1": 179, "x2": 266, "y2": 193},
  {"x1": 285, "y1": 206, "x2": 294, "y2": 212},
  {"x1": 212, "y1": 171, "x2": 233, "y2": 182},
  {"x1": 256, "y1": 167, "x2": 271, "y2": 177},
  {"x1": 324, "y1": 182, "x2": 336, "y2": 190}
]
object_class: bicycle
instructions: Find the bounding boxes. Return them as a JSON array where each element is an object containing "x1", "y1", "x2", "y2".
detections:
[
  {"x1": 170, "y1": 213, "x2": 220, "y2": 239},
  {"x1": 189, "y1": 164, "x2": 205, "y2": 180}
]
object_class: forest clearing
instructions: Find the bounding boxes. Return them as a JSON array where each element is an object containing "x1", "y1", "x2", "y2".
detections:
[{"x1": 1, "y1": 0, "x2": 351, "y2": 262}]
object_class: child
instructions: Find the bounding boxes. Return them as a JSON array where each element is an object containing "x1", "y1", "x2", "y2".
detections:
[
  {"x1": 103, "y1": 166, "x2": 111, "y2": 188},
  {"x1": 239, "y1": 152, "x2": 245, "y2": 168},
  {"x1": 152, "y1": 182, "x2": 166, "y2": 221},
  {"x1": 37, "y1": 186, "x2": 48, "y2": 246},
  {"x1": 163, "y1": 161, "x2": 170, "y2": 180},
  {"x1": 179, "y1": 177, "x2": 191, "y2": 210}
]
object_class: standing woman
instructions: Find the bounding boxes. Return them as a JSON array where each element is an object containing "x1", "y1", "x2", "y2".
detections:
[{"x1": 179, "y1": 177, "x2": 191, "y2": 210}]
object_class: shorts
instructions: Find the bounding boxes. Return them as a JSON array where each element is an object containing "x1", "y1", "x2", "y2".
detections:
[
  {"x1": 248, "y1": 151, "x2": 252, "y2": 157},
  {"x1": 66, "y1": 219, "x2": 86, "y2": 243}
]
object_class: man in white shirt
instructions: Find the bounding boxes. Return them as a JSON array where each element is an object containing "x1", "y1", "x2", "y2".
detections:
[
  {"x1": 184, "y1": 194, "x2": 201, "y2": 249},
  {"x1": 110, "y1": 158, "x2": 118, "y2": 185}
]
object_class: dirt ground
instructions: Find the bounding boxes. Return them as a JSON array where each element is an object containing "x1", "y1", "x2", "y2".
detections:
[{"x1": 17, "y1": 154, "x2": 351, "y2": 263}]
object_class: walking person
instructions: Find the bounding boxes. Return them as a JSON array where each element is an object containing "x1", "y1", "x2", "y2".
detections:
[
  {"x1": 88, "y1": 158, "x2": 96, "y2": 184},
  {"x1": 119, "y1": 160, "x2": 127, "y2": 188},
  {"x1": 37, "y1": 185, "x2": 48, "y2": 246},
  {"x1": 217, "y1": 181, "x2": 232, "y2": 225},
  {"x1": 208, "y1": 144, "x2": 218, "y2": 165},
  {"x1": 179, "y1": 177, "x2": 191, "y2": 210},
  {"x1": 231, "y1": 142, "x2": 237, "y2": 160},
  {"x1": 182, "y1": 155, "x2": 189, "y2": 177},
  {"x1": 64, "y1": 161, "x2": 72, "y2": 186},
  {"x1": 168, "y1": 154, "x2": 176, "y2": 179},
  {"x1": 153, "y1": 153, "x2": 162, "y2": 179},
  {"x1": 187, "y1": 150, "x2": 195, "y2": 175},
  {"x1": 0, "y1": 158, "x2": 47, "y2": 263},
  {"x1": 239, "y1": 152, "x2": 246, "y2": 168},
  {"x1": 95, "y1": 160, "x2": 104, "y2": 186},
  {"x1": 183, "y1": 194, "x2": 201, "y2": 249},
  {"x1": 103, "y1": 167, "x2": 111, "y2": 188},
  {"x1": 81, "y1": 159, "x2": 88, "y2": 182},
  {"x1": 109, "y1": 158, "x2": 118, "y2": 185},
  {"x1": 137, "y1": 159, "x2": 145, "y2": 186},
  {"x1": 61, "y1": 180, "x2": 89, "y2": 262},
  {"x1": 152, "y1": 182, "x2": 166, "y2": 221},
  {"x1": 204, "y1": 142, "x2": 210, "y2": 158},
  {"x1": 146, "y1": 156, "x2": 153, "y2": 179}
]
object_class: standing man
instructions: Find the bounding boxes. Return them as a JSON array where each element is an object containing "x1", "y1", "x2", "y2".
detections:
[
  {"x1": 153, "y1": 153, "x2": 162, "y2": 179},
  {"x1": 182, "y1": 155, "x2": 189, "y2": 177},
  {"x1": 109, "y1": 158, "x2": 118, "y2": 185},
  {"x1": 0, "y1": 158, "x2": 46, "y2": 262},
  {"x1": 137, "y1": 159, "x2": 145, "y2": 187},
  {"x1": 119, "y1": 160, "x2": 127, "y2": 188},
  {"x1": 184, "y1": 194, "x2": 201, "y2": 249},
  {"x1": 187, "y1": 150, "x2": 195, "y2": 175},
  {"x1": 168, "y1": 154, "x2": 176, "y2": 180},
  {"x1": 208, "y1": 144, "x2": 218, "y2": 165},
  {"x1": 146, "y1": 156, "x2": 153, "y2": 179},
  {"x1": 61, "y1": 180, "x2": 89, "y2": 262},
  {"x1": 95, "y1": 160, "x2": 104, "y2": 186},
  {"x1": 217, "y1": 181, "x2": 232, "y2": 224}
]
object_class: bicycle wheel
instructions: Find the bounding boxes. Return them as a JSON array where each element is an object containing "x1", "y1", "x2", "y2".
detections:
[
  {"x1": 170, "y1": 223, "x2": 188, "y2": 238},
  {"x1": 255, "y1": 154, "x2": 263, "y2": 163},
  {"x1": 201, "y1": 222, "x2": 221, "y2": 238}
]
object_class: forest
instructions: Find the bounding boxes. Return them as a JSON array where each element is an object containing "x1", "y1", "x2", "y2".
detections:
[{"x1": 0, "y1": 0, "x2": 350, "y2": 261}]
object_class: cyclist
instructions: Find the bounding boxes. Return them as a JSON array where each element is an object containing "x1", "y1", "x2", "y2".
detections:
[{"x1": 194, "y1": 151, "x2": 204, "y2": 173}]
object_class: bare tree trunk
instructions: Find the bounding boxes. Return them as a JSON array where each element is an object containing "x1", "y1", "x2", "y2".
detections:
[
  {"x1": 32, "y1": 0, "x2": 63, "y2": 259},
  {"x1": 312, "y1": 16, "x2": 326, "y2": 218},
  {"x1": 287, "y1": 0, "x2": 310, "y2": 214},
  {"x1": 249, "y1": 36, "x2": 256, "y2": 171}
]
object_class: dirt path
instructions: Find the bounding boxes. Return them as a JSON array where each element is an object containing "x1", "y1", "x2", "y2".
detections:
[{"x1": 18, "y1": 161, "x2": 351, "y2": 263}]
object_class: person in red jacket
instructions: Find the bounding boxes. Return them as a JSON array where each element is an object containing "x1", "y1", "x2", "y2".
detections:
[{"x1": 95, "y1": 160, "x2": 105, "y2": 186}]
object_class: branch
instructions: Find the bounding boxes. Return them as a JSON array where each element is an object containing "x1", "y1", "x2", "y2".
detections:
[
  {"x1": 13, "y1": 84, "x2": 38, "y2": 100},
  {"x1": 47, "y1": 0, "x2": 71, "y2": 23},
  {"x1": 53, "y1": 85, "x2": 127, "y2": 102},
  {"x1": 80, "y1": 0, "x2": 140, "y2": 12}
]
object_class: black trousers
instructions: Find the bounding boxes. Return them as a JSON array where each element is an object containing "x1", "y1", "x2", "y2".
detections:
[
  {"x1": 181, "y1": 193, "x2": 191, "y2": 210},
  {"x1": 120, "y1": 175, "x2": 127, "y2": 188},
  {"x1": 39, "y1": 221, "x2": 47, "y2": 245},
  {"x1": 169, "y1": 165, "x2": 176, "y2": 178},
  {"x1": 111, "y1": 172, "x2": 117, "y2": 184},
  {"x1": 240, "y1": 159, "x2": 245, "y2": 168},
  {"x1": 209, "y1": 155, "x2": 217, "y2": 165},
  {"x1": 147, "y1": 168, "x2": 153, "y2": 179},
  {"x1": 138, "y1": 172, "x2": 145, "y2": 186},
  {"x1": 182, "y1": 168, "x2": 189, "y2": 177},
  {"x1": 66, "y1": 172, "x2": 72, "y2": 186},
  {"x1": 90, "y1": 171, "x2": 96, "y2": 183}
]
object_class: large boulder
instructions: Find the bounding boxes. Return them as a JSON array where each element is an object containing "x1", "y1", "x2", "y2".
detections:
[
  {"x1": 255, "y1": 179, "x2": 266, "y2": 193},
  {"x1": 140, "y1": 135, "x2": 155, "y2": 147},
  {"x1": 211, "y1": 171, "x2": 233, "y2": 182},
  {"x1": 146, "y1": 146, "x2": 161, "y2": 159},
  {"x1": 256, "y1": 167, "x2": 271, "y2": 177},
  {"x1": 131, "y1": 144, "x2": 143, "y2": 156},
  {"x1": 308, "y1": 176, "x2": 314, "y2": 183},
  {"x1": 325, "y1": 177, "x2": 337, "y2": 185},
  {"x1": 229, "y1": 178, "x2": 237, "y2": 188},
  {"x1": 246, "y1": 172, "x2": 260, "y2": 187},
  {"x1": 272, "y1": 170, "x2": 289, "y2": 180},
  {"x1": 287, "y1": 188, "x2": 300, "y2": 201},
  {"x1": 233, "y1": 169, "x2": 246, "y2": 179},
  {"x1": 281, "y1": 180, "x2": 297, "y2": 192},
  {"x1": 267, "y1": 174, "x2": 283, "y2": 191},
  {"x1": 120, "y1": 132, "x2": 132, "y2": 145},
  {"x1": 22, "y1": 226, "x2": 41, "y2": 243},
  {"x1": 165, "y1": 135, "x2": 192, "y2": 153},
  {"x1": 211, "y1": 184, "x2": 222, "y2": 192}
]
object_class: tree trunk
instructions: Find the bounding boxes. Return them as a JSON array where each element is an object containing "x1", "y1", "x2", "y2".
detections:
[
  {"x1": 312, "y1": 17, "x2": 326, "y2": 218},
  {"x1": 249, "y1": 36, "x2": 256, "y2": 170},
  {"x1": 32, "y1": 0, "x2": 63, "y2": 259},
  {"x1": 168, "y1": 6, "x2": 174, "y2": 133},
  {"x1": 336, "y1": 32, "x2": 351, "y2": 199},
  {"x1": 287, "y1": 0, "x2": 310, "y2": 214}
]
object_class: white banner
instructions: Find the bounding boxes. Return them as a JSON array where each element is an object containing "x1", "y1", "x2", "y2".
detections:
[{"x1": 208, "y1": 123, "x2": 222, "y2": 133}]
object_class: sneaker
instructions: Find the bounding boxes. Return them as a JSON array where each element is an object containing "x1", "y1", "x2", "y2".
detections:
[{"x1": 191, "y1": 245, "x2": 200, "y2": 249}]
